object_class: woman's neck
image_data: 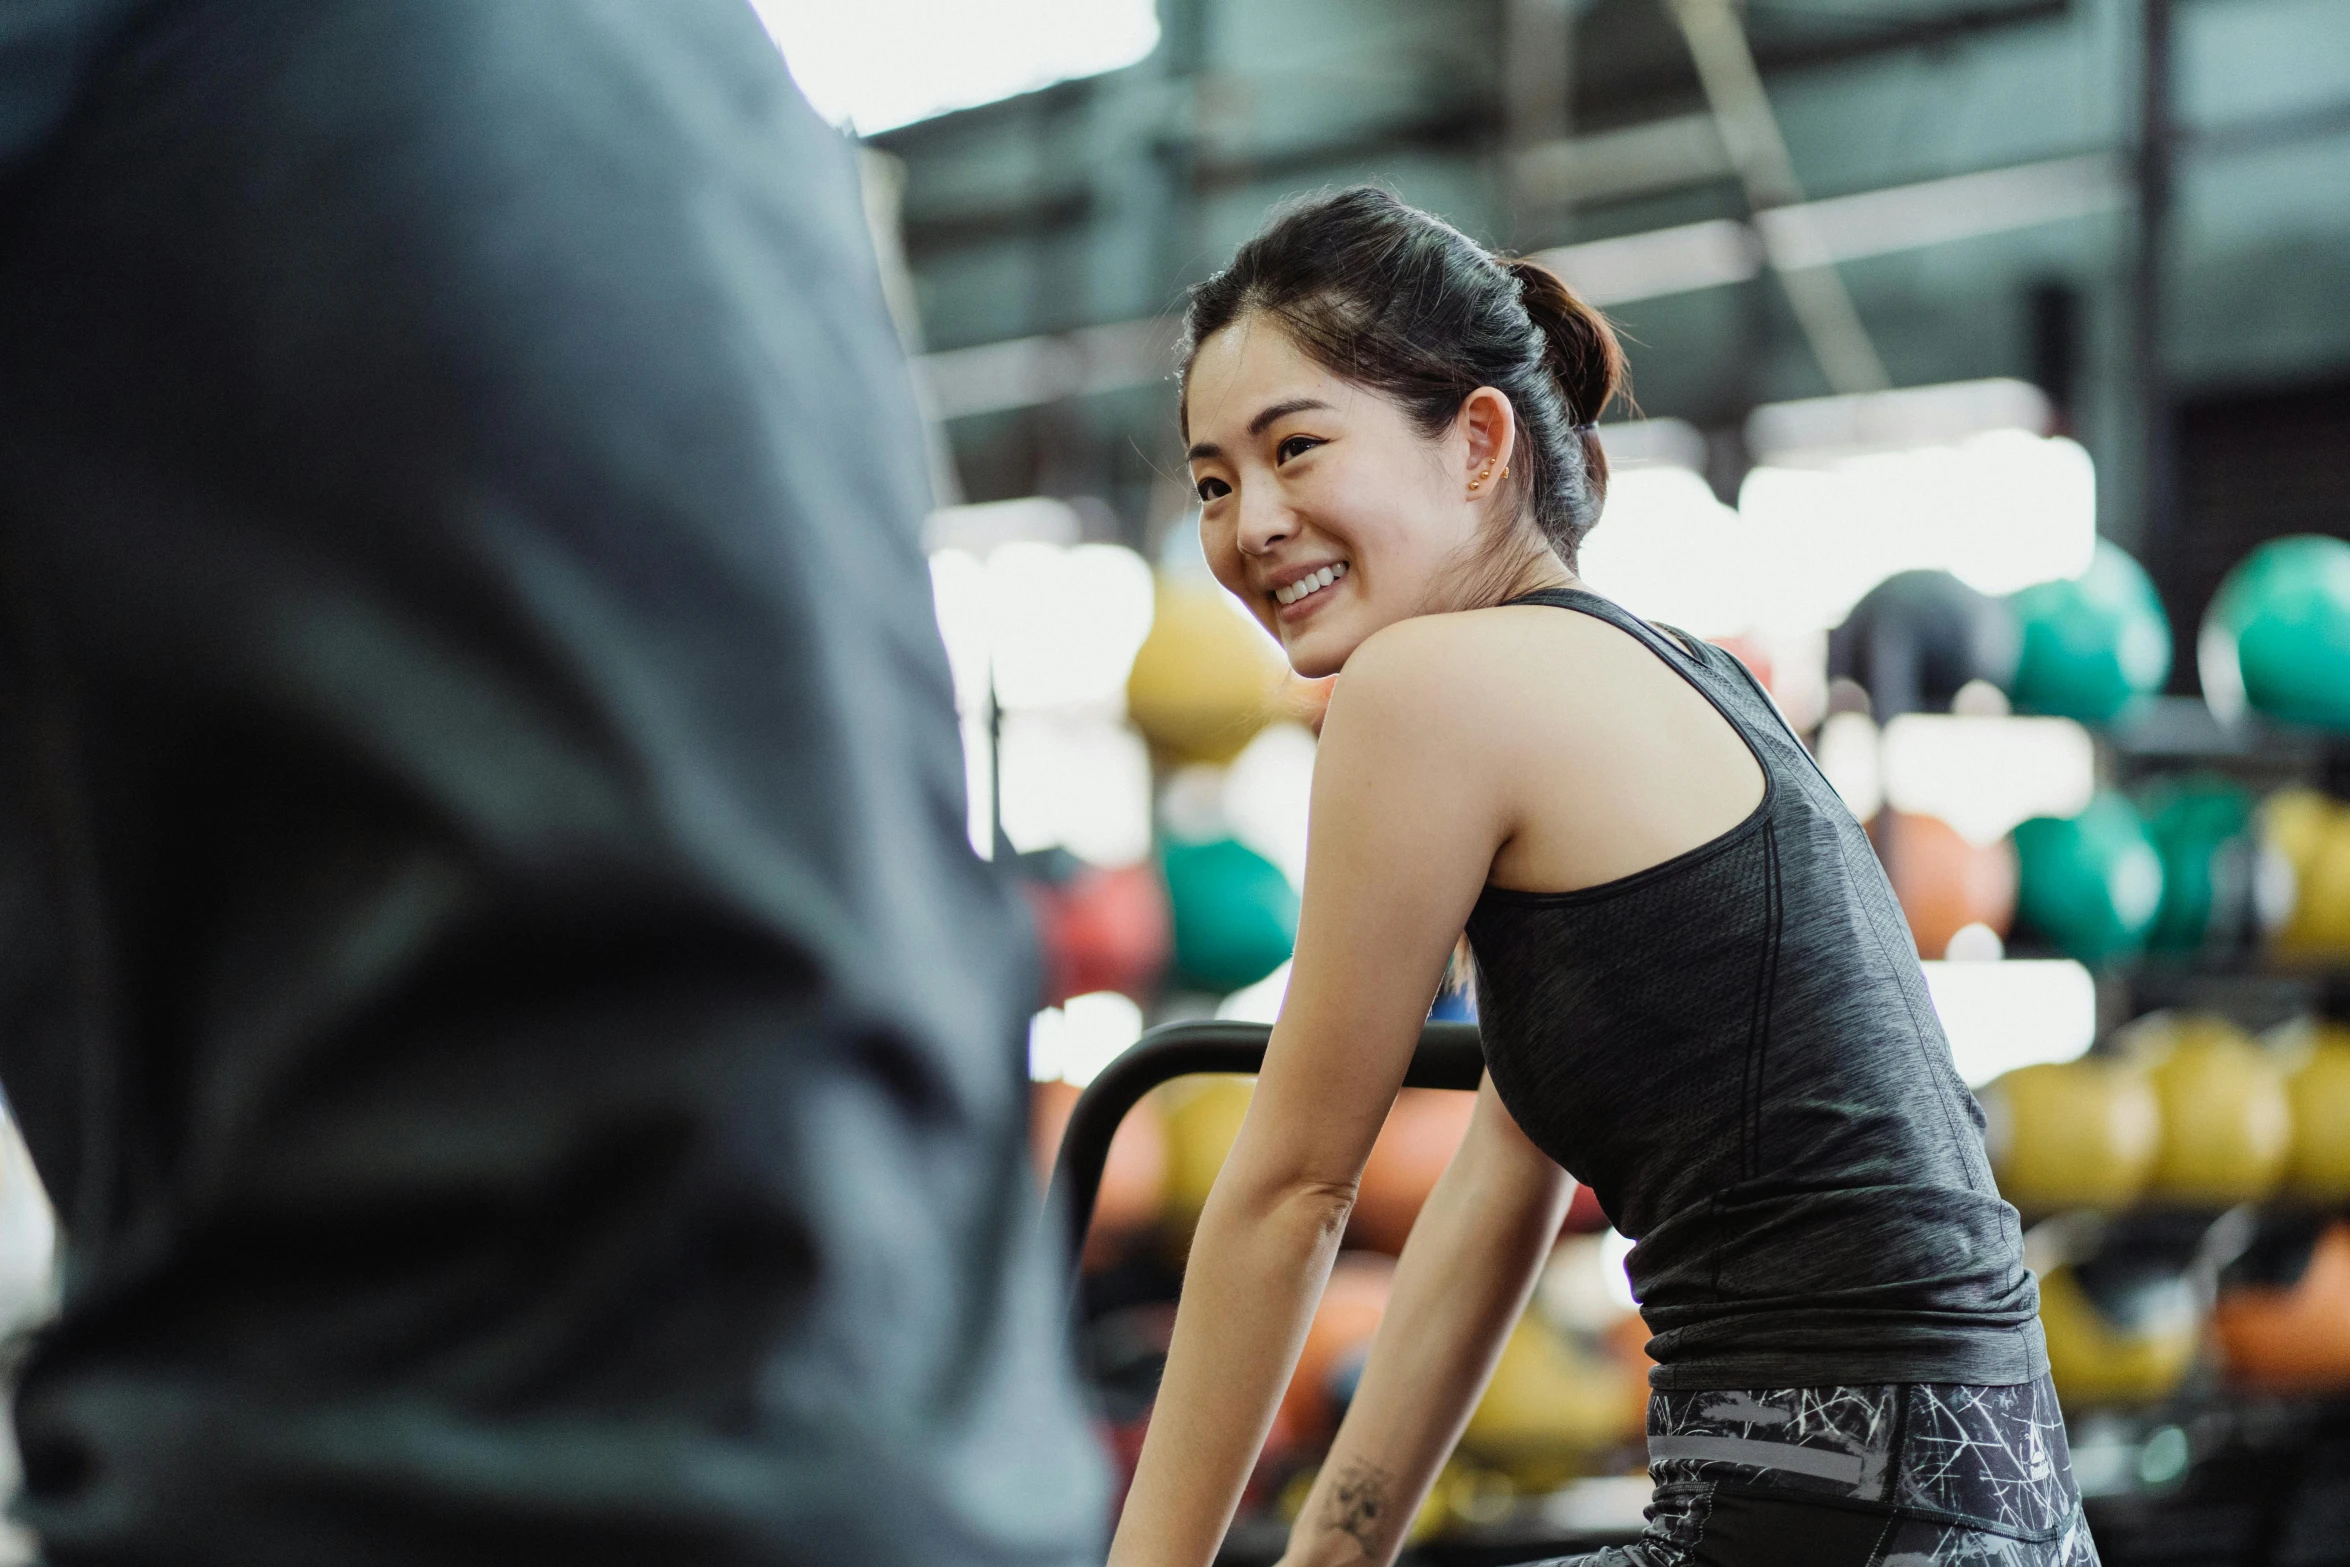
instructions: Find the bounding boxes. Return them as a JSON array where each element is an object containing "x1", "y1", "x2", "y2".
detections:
[{"x1": 1497, "y1": 552, "x2": 1578, "y2": 604}]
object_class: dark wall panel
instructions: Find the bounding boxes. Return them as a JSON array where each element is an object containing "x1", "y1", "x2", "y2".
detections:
[{"x1": 2164, "y1": 375, "x2": 2350, "y2": 690}]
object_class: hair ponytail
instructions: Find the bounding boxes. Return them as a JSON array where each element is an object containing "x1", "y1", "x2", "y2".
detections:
[
  {"x1": 1501, "y1": 256, "x2": 1624, "y2": 509},
  {"x1": 1181, "y1": 187, "x2": 1628, "y2": 568}
]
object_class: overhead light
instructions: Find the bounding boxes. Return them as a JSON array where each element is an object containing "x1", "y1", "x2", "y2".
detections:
[
  {"x1": 1814, "y1": 712, "x2": 1884, "y2": 819},
  {"x1": 1223, "y1": 724, "x2": 1319, "y2": 891},
  {"x1": 918, "y1": 319, "x2": 1175, "y2": 423},
  {"x1": 914, "y1": 157, "x2": 2130, "y2": 420},
  {"x1": 1738, "y1": 430, "x2": 2098, "y2": 629},
  {"x1": 983, "y1": 542, "x2": 1155, "y2": 711},
  {"x1": 1533, "y1": 218, "x2": 1762, "y2": 308},
  {"x1": 1512, "y1": 113, "x2": 1731, "y2": 208},
  {"x1": 1029, "y1": 991, "x2": 1145, "y2": 1086},
  {"x1": 925, "y1": 496, "x2": 1081, "y2": 556},
  {"x1": 1922, "y1": 959, "x2": 2097, "y2": 1086},
  {"x1": 1595, "y1": 417, "x2": 1708, "y2": 474},
  {"x1": 752, "y1": 0, "x2": 1160, "y2": 134},
  {"x1": 1754, "y1": 154, "x2": 2122, "y2": 272},
  {"x1": 1578, "y1": 468, "x2": 1758, "y2": 638},
  {"x1": 1746, "y1": 378, "x2": 2052, "y2": 463},
  {"x1": 1880, "y1": 714, "x2": 2097, "y2": 846},
  {"x1": 997, "y1": 712, "x2": 1152, "y2": 864}
]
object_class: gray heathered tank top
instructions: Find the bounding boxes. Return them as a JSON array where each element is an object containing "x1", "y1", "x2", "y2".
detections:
[{"x1": 1464, "y1": 589, "x2": 2047, "y2": 1391}]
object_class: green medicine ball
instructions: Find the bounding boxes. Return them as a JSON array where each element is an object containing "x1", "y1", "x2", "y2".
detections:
[
  {"x1": 2007, "y1": 540, "x2": 2173, "y2": 725},
  {"x1": 2138, "y1": 775, "x2": 2256, "y2": 956},
  {"x1": 2014, "y1": 791, "x2": 2166, "y2": 965},
  {"x1": 1162, "y1": 836, "x2": 1298, "y2": 994},
  {"x1": 2199, "y1": 535, "x2": 2350, "y2": 733}
]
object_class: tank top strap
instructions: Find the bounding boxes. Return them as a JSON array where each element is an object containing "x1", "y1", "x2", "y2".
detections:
[
  {"x1": 1498, "y1": 585, "x2": 1805, "y2": 777},
  {"x1": 1506, "y1": 588, "x2": 1850, "y2": 807},
  {"x1": 1502, "y1": 587, "x2": 1714, "y2": 671}
]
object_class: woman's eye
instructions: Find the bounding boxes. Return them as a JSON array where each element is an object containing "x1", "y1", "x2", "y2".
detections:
[
  {"x1": 1275, "y1": 435, "x2": 1322, "y2": 464},
  {"x1": 1194, "y1": 475, "x2": 1231, "y2": 503}
]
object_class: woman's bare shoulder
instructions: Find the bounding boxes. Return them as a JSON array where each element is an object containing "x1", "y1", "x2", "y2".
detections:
[
  {"x1": 1333, "y1": 603, "x2": 1624, "y2": 727},
  {"x1": 1346, "y1": 601, "x2": 1616, "y2": 670}
]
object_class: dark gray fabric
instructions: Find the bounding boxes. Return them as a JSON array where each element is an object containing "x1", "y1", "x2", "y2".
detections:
[
  {"x1": 1465, "y1": 589, "x2": 2045, "y2": 1391},
  {"x1": 0, "y1": 1, "x2": 1106, "y2": 1561},
  {"x1": 1528, "y1": 1374, "x2": 2099, "y2": 1567}
]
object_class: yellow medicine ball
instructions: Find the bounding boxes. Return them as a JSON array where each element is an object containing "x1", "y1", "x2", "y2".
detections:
[
  {"x1": 2287, "y1": 827, "x2": 2350, "y2": 958},
  {"x1": 2267, "y1": 790, "x2": 2350, "y2": 959},
  {"x1": 2038, "y1": 1262, "x2": 2199, "y2": 1409},
  {"x1": 1980, "y1": 1059, "x2": 2161, "y2": 1214},
  {"x1": 1460, "y1": 1314, "x2": 1646, "y2": 1493},
  {"x1": 1158, "y1": 1075, "x2": 1254, "y2": 1251},
  {"x1": 2264, "y1": 789, "x2": 2336, "y2": 870},
  {"x1": 2281, "y1": 1020, "x2": 2350, "y2": 1203},
  {"x1": 2130, "y1": 1014, "x2": 2292, "y2": 1206},
  {"x1": 1125, "y1": 578, "x2": 1288, "y2": 765}
]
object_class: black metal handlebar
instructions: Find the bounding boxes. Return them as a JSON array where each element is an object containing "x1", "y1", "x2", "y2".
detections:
[{"x1": 1045, "y1": 1019, "x2": 1486, "y2": 1272}]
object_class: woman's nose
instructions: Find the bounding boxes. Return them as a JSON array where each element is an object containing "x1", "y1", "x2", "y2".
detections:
[{"x1": 1236, "y1": 486, "x2": 1292, "y2": 555}]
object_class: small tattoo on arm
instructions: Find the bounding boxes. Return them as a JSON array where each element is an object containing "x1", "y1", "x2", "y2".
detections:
[{"x1": 1323, "y1": 1460, "x2": 1396, "y2": 1559}]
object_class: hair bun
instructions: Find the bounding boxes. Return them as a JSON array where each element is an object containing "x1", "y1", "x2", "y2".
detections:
[{"x1": 1501, "y1": 257, "x2": 1625, "y2": 433}]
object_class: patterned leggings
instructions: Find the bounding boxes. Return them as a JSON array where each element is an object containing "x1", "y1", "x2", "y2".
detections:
[{"x1": 1534, "y1": 1374, "x2": 2101, "y2": 1567}]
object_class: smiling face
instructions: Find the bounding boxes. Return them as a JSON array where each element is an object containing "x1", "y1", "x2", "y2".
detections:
[{"x1": 1183, "y1": 314, "x2": 1545, "y2": 678}]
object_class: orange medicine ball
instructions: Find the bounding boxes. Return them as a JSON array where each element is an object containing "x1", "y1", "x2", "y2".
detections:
[
  {"x1": 1030, "y1": 1080, "x2": 1169, "y2": 1266},
  {"x1": 1870, "y1": 810, "x2": 2018, "y2": 960},
  {"x1": 2213, "y1": 1222, "x2": 2350, "y2": 1393},
  {"x1": 1351, "y1": 1090, "x2": 1477, "y2": 1255},
  {"x1": 1277, "y1": 1252, "x2": 1394, "y2": 1443}
]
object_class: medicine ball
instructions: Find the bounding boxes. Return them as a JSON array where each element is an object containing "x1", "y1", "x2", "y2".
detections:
[
  {"x1": 2199, "y1": 534, "x2": 2350, "y2": 732},
  {"x1": 1829, "y1": 570, "x2": 2020, "y2": 721},
  {"x1": 1870, "y1": 810, "x2": 2018, "y2": 960},
  {"x1": 1127, "y1": 578, "x2": 1288, "y2": 765},
  {"x1": 2265, "y1": 790, "x2": 2350, "y2": 962},
  {"x1": 1979, "y1": 1058, "x2": 2160, "y2": 1214},
  {"x1": 1278, "y1": 1253, "x2": 1393, "y2": 1443},
  {"x1": 1031, "y1": 1080, "x2": 1168, "y2": 1266},
  {"x1": 1162, "y1": 835, "x2": 1298, "y2": 994},
  {"x1": 1460, "y1": 1312, "x2": 1647, "y2": 1492},
  {"x1": 2007, "y1": 540, "x2": 2172, "y2": 725},
  {"x1": 2281, "y1": 1019, "x2": 2350, "y2": 1203},
  {"x1": 2138, "y1": 776, "x2": 2269, "y2": 959},
  {"x1": 1351, "y1": 1089, "x2": 1477, "y2": 1255},
  {"x1": 2128, "y1": 1013, "x2": 2291, "y2": 1207},
  {"x1": 2213, "y1": 1219, "x2": 2350, "y2": 1393},
  {"x1": 2013, "y1": 792, "x2": 2165, "y2": 965},
  {"x1": 1160, "y1": 1075, "x2": 1254, "y2": 1250},
  {"x1": 2039, "y1": 1259, "x2": 2199, "y2": 1409},
  {"x1": 1022, "y1": 851, "x2": 1172, "y2": 1006}
]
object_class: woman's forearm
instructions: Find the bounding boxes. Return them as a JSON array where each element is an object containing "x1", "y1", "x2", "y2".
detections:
[
  {"x1": 1281, "y1": 1099, "x2": 1571, "y2": 1567},
  {"x1": 1108, "y1": 1173, "x2": 1358, "y2": 1567}
]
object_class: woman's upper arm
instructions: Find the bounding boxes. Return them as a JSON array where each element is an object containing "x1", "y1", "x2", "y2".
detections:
[{"x1": 1220, "y1": 621, "x2": 1517, "y2": 1201}]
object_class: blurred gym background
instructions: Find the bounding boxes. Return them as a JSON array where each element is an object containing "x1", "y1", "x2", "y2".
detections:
[
  {"x1": 744, "y1": 0, "x2": 2350, "y2": 1561},
  {"x1": 0, "y1": 2, "x2": 2342, "y2": 1564}
]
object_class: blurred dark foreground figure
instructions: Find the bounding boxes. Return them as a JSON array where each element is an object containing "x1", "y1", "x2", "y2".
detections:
[{"x1": 0, "y1": 1, "x2": 1106, "y2": 1561}]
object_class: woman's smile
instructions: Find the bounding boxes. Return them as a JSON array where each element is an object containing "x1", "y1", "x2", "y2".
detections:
[{"x1": 1269, "y1": 559, "x2": 1349, "y2": 620}]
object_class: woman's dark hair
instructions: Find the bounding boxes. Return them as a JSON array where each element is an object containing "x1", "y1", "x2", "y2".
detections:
[{"x1": 1179, "y1": 186, "x2": 1626, "y2": 567}]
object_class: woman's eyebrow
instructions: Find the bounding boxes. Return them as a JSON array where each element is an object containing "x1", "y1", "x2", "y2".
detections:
[
  {"x1": 1247, "y1": 397, "x2": 1334, "y2": 436},
  {"x1": 1187, "y1": 397, "x2": 1337, "y2": 464}
]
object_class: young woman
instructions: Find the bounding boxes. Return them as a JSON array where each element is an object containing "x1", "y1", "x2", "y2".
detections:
[{"x1": 1107, "y1": 188, "x2": 2096, "y2": 1567}]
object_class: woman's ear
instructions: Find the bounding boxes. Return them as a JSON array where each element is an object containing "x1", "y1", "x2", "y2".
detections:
[{"x1": 1458, "y1": 387, "x2": 1517, "y2": 492}]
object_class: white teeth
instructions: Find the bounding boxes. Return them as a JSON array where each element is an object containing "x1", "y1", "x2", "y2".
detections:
[{"x1": 1274, "y1": 562, "x2": 1349, "y2": 607}]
